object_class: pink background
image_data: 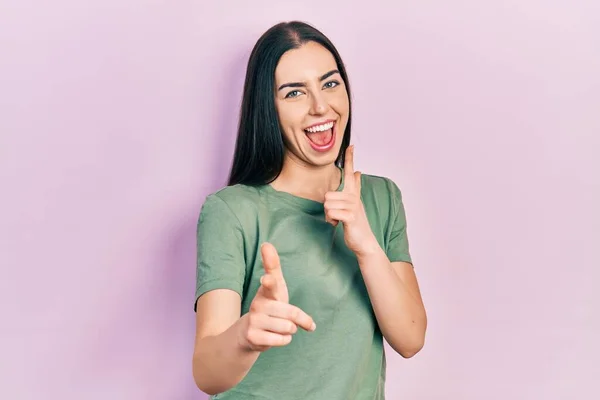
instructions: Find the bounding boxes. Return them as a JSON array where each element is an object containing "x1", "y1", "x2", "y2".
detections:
[{"x1": 2, "y1": 1, "x2": 599, "y2": 399}]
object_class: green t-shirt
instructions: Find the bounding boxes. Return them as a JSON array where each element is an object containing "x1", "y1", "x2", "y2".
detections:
[{"x1": 195, "y1": 169, "x2": 412, "y2": 400}]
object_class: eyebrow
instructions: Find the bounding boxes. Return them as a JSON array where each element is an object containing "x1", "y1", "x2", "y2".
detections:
[{"x1": 277, "y1": 69, "x2": 340, "y2": 91}]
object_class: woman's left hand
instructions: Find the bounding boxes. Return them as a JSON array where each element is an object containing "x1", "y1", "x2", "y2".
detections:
[{"x1": 324, "y1": 145, "x2": 380, "y2": 257}]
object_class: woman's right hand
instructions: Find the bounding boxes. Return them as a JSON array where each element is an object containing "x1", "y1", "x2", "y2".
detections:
[{"x1": 238, "y1": 242, "x2": 316, "y2": 352}]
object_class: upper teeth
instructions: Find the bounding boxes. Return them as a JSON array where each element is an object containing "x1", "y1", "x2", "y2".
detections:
[{"x1": 305, "y1": 122, "x2": 334, "y2": 133}]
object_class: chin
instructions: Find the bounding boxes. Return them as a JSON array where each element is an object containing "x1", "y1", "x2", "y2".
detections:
[{"x1": 307, "y1": 146, "x2": 342, "y2": 167}]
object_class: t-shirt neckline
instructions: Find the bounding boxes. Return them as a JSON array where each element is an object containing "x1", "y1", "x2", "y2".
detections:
[{"x1": 262, "y1": 166, "x2": 345, "y2": 213}]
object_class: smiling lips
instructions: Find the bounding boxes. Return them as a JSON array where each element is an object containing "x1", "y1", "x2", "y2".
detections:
[{"x1": 304, "y1": 120, "x2": 336, "y2": 152}]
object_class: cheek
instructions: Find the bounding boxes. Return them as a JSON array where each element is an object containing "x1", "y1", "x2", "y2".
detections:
[
  {"x1": 275, "y1": 104, "x2": 304, "y2": 142},
  {"x1": 277, "y1": 104, "x2": 301, "y2": 129},
  {"x1": 277, "y1": 104, "x2": 306, "y2": 131},
  {"x1": 331, "y1": 92, "x2": 349, "y2": 116},
  {"x1": 331, "y1": 94, "x2": 349, "y2": 128}
]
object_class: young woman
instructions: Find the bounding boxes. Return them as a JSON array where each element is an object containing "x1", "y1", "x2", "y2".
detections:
[{"x1": 192, "y1": 21, "x2": 427, "y2": 399}]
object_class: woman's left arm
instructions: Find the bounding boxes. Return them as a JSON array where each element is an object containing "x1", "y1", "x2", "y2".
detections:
[
  {"x1": 324, "y1": 145, "x2": 427, "y2": 358},
  {"x1": 355, "y1": 245, "x2": 427, "y2": 358}
]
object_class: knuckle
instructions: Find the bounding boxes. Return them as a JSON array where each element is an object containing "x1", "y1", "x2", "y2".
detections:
[
  {"x1": 245, "y1": 328, "x2": 257, "y2": 344},
  {"x1": 290, "y1": 306, "x2": 301, "y2": 321},
  {"x1": 288, "y1": 321, "x2": 297, "y2": 333},
  {"x1": 260, "y1": 275, "x2": 270, "y2": 287},
  {"x1": 248, "y1": 312, "x2": 259, "y2": 326}
]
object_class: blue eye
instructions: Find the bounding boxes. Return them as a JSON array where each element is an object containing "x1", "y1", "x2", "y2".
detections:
[
  {"x1": 323, "y1": 80, "x2": 339, "y2": 89},
  {"x1": 285, "y1": 90, "x2": 302, "y2": 98}
]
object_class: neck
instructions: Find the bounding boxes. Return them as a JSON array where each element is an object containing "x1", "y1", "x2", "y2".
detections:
[{"x1": 270, "y1": 153, "x2": 341, "y2": 202}]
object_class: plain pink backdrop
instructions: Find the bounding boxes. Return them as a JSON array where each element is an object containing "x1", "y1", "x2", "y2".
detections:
[{"x1": 1, "y1": 1, "x2": 599, "y2": 399}]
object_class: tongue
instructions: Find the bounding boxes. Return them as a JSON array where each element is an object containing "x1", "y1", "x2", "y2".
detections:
[{"x1": 307, "y1": 129, "x2": 332, "y2": 145}]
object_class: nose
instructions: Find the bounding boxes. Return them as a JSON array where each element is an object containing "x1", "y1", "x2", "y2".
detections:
[{"x1": 309, "y1": 91, "x2": 328, "y2": 115}]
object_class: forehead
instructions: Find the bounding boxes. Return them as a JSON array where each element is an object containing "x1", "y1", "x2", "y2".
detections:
[{"x1": 275, "y1": 41, "x2": 338, "y2": 83}]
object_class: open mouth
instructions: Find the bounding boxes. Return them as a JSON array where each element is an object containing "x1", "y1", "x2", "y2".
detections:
[{"x1": 304, "y1": 121, "x2": 336, "y2": 152}]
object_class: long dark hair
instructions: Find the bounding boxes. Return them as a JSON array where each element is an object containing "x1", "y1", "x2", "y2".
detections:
[{"x1": 227, "y1": 21, "x2": 353, "y2": 186}]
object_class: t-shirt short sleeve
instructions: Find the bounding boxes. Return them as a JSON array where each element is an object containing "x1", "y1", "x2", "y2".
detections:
[
  {"x1": 194, "y1": 193, "x2": 246, "y2": 311},
  {"x1": 385, "y1": 179, "x2": 413, "y2": 265}
]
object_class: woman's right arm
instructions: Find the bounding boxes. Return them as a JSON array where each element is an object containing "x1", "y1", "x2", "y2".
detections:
[
  {"x1": 192, "y1": 243, "x2": 316, "y2": 396},
  {"x1": 192, "y1": 289, "x2": 260, "y2": 395}
]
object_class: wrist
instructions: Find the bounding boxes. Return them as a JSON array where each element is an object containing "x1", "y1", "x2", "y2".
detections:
[{"x1": 354, "y1": 236, "x2": 383, "y2": 260}]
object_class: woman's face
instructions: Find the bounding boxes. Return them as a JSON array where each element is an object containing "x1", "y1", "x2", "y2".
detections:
[{"x1": 274, "y1": 41, "x2": 350, "y2": 167}]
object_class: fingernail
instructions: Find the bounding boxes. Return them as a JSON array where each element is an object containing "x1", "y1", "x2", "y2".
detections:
[
  {"x1": 311, "y1": 322, "x2": 317, "y2": 331},
  {"x1": 260, "y1": 276, "x2": 264, "y2": 285}
]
